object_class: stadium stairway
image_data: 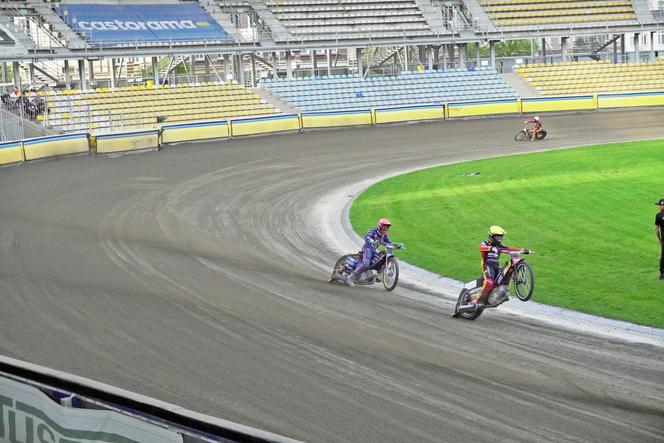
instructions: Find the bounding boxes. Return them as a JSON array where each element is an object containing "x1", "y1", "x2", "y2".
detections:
[
  {"x1": 197, "y1": 0, "x2": 245, "y2": 43},
  {"x1": 252, "y1": 86, "x2": 300, "y2": 114},
  {"x1": 502, "y1": 72, "x2": 540, "y2": 96},
  {"x1": 0, "y1": 14, "x2": 35, "y2": 50},
  {"x1": 28, "y1": 1, "x2": 87, "y2": 49},
  {"x1": 459, "y1": 0, "x2": 498, "y2": 31},
  {"x1": 413, "y1": 0, "x2": 450, "y2": 34},
  {"x1": 630, "y1": 0, "x2": 659, "y2": 23},
  {"x1": 246, "y1": 0, "x2": 292, "y2": 42}
]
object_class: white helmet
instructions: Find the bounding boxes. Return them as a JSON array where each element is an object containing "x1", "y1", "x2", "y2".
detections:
[{"x1": 533, "y1": 116, "x2": 540, "y2": 121}]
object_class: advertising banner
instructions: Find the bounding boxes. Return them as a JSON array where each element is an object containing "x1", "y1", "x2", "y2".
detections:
[
  {"x1": 0, "y1": 376, "x2": 182, "y2": 443},
  {"x1": 58, "y1": 3, "x2": 229, "y2": 44}
]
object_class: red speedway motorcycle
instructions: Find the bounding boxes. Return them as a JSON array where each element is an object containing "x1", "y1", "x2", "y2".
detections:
[
  {"x1": 515, "y1": 127, "x2": 547, "y2": 141},
  {"x1": 452, "y1": 249, "x2": 535, "y2": 320}
]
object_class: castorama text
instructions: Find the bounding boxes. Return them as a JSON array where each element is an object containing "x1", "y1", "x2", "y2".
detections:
[
  {"x1": 60, "y1": 3, "x2": 229, "y2": 43},
  {"x1": 78, "y1": 20, "x2": 204, "y2": 31}
]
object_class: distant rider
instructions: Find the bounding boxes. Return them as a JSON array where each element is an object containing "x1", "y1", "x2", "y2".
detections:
[
  {"x1": 473, "y1": 226, "x2": 524, "y2": 303},
  {"x1": 347, "y1": 219, "x2": 393, "y2": 287},
  {"x1": 524, "y1": 116, "x2": 542, "y2": 141}
]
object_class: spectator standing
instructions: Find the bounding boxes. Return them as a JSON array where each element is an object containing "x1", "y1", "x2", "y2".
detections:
[{"x1": 656, "y1": 198, "x2": 664, "y2": 280}]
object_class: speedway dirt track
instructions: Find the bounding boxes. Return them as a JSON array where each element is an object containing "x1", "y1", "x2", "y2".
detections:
[{"x1": 1, "y1": 110, "x2": 663, "y2": 442}]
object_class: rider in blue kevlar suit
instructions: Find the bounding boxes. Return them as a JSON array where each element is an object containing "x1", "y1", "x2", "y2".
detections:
[{"x1": 346, "y1": 219, "x2": 392, "y2": 287}]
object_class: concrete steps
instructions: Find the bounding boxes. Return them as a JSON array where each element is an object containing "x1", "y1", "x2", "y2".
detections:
[
  {"x1": 27, "y1": 1, "x2": 87, "y2": 49},
  {"x1": 253, "y1": 86, "x2": 300, "y2": 114},
  {"x1": 502, "y1": 72, "x2": 540, "y2": 97}
]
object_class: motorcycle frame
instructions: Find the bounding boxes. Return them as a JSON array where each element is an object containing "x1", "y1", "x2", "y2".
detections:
[{"x1": 477, "y1": 253, "x2": 523, "y2": 305}]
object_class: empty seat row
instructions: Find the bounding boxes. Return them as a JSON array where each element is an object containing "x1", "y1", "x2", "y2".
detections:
[
  {"x1": 44, "y1": 83, "x2": 279, "y2": 132},
  {"x1": 516, "y1": 60, "x2": 664, "y2": 95},
  {"x1": 261, "y1": 70, "x2": 518, "y2": 112}
]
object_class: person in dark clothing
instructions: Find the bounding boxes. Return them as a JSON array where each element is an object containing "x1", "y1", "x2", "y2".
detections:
[{"x1": 655, "y1": 198, "x2": 664, "y2": 280}]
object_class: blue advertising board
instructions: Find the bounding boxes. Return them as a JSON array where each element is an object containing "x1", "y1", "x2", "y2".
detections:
[{"x1": 58, "y1": 3, "x2": 230, "y2": 44}]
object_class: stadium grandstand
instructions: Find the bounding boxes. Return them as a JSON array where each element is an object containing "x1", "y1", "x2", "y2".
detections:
[
  {"x1": 0, "y1": 0, "x2": 661, "y2": 140},
  {"x1": 1, "y1": 1, "x2": 664, "y2": 441}
]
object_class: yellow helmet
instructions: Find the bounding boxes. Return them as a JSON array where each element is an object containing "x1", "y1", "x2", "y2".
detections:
[{"x1": 487, "y1": 226, "x2": 506, "y2": 244}]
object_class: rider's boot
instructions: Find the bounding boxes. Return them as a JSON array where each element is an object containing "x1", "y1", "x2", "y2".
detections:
[{"x1": 346, "y1": 273, "x2": 356, "y2": 287}]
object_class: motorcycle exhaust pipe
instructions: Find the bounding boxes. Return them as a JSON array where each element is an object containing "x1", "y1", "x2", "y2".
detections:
[
  {"x1": 333, "y1": 272, "x2": 347, "y2": 281},
  {"x1": 457, "y1": 303, "x2": 481, "y2": 313}
]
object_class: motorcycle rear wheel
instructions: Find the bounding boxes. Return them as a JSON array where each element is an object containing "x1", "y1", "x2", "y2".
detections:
[
  {"x1": 512, "y1": 261, "x2": 535, "y2": 301},
  {"x1": 536, "y1": 130, "x2": 547, "y2": 140},
  {"x1": 331, "y1": 254, "x2": 352, "y2": 281},
  {"x1": 382, "y1": 257, "x2": 399, "y2": 291},
  {"x1": 453, "y1": 288, "x2": 484, "y2": 320},
  {"x1": 514, "y1": 130, "x2": 528, "y2": 141}
]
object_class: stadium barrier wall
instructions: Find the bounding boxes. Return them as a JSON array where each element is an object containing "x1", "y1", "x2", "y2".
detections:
[
  {"x1": 0, "y1": 355, "x2": 299, "y2": 443},
  {"x1": 95, "y1": 129, "x2": 160, "y2": 154},
  {"x1": 0, "y1": 140, "x2": 25, "y2": 166},
  {"x1": 161, "y1": 120, "x2": 230, "y2": 144},
  {"x1": 521, "y1": 95, "x2": 596, "y2": 113},
  {"x1": 597, "y1": 91, "x2": 664, "y2": 109},
  {"x1": 22, "y1": 133, "x2": 89, "y2": 161},
  {"x1": 374, "y1": 104, "x2": 444, "y2": 124},
  {"x1": 301, "y1": 109, "x2": 373, "y2": 129},
  {"x1": 447, "y1": 98, "x2": 521, "y2": 118},
  {"x1": 230, "y1": 114, "x2": 300, "y2": 137}
]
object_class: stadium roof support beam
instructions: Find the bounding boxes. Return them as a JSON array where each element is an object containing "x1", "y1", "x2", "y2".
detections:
[
  {"x1": 633, "y1": 33, "x2": 640, "y2": 62},
  {"x1": 427, "y1": 46, "x2": 434, "y2": 71},
  {"x1": 650, "y1": 31, "x2": 656, "y2": 61},
  {"x1": 326, "y1": 50, "x2": 332, "y2": 77},
  {"x1": 489, "y1": 41, "x2": 496, "y2": 68},
  {"x1": 12, "y1": 61, "x2": 20, "y2": 88},
  {"x1": 63, "y1": 60, "x2": 70, "y2": 90},
  {"x1": 458, "y1": 43, "x2": 467, "y2": 68},
  {"x1": 28, "y1": 63, "x2": 35, "y2": 85},
  {"x1": 285, "y1": 51, "x2": 292, "y2": 79},
  {"x1": 440, "y1": 44, "x2": 448, "y2": 70},
  {"x1": 561, "y1": 37, "x2": 569, "y2": 62},
  {"x1": 310, "y1": 50, "x2": 316, "y2": 78},
  {"x1": 152, "y1": 57, "x2": 159, "y2": 89},
  {"x1": 78, "y1": 59, "x2": 86, "y2": 91},
  {"x1": 109, "y1": 58, "x2": 115, "y2": 91},
  {"x1": 356, "y1": 48, "x2": 363, "y2": 78},
  {"x1": 223, "y1": 54, "x2": 232, "y2": 82}
]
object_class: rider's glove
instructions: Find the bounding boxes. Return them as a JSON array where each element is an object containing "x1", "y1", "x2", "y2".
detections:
[
  {"x1": 367, "y1": 239, "x2": 376, "y2": 247},
  {"x1": 521, "y1": 249, "x2": 530, "y2": 254}
]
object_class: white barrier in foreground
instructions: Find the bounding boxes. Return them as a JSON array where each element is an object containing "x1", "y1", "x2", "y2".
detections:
[{"x1": 0, "y1": 355, "x2": 301, "y2": 443}]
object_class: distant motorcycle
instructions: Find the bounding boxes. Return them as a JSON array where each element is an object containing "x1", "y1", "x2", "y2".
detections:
[
  {"x1": 452, "y1": 249, "x2": 535, "y2": 320},
  {"x1": 515, "y1": 127, "x2": 546, "y2": 141},
  {"x1": 330, "y1": 242, "x2": 404, "y2": 291}
]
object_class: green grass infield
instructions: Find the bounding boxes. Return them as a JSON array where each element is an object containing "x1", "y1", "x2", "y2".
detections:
[{"x1": 350, "y1": 139, "x2": 664, "y2": 328}]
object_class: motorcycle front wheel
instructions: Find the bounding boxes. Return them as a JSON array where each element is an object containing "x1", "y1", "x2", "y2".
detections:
[
  {"x1": 382, "y1": 257, "x2": 399, "y2": 291},
  {"x1": 514, "y1": 130, "x2": 528, "y2": 141},
  {"x1": 512, "y1": 261, "x2": 535, "y2": 301}
]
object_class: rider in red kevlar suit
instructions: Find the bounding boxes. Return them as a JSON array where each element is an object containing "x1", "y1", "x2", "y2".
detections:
[
  {"x1": 475, "y1": 226, "x2": 523, "y2": 303},
  {"x1": 524, "y1": 116, "x2": 542, "y2": 140}
]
